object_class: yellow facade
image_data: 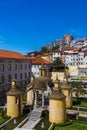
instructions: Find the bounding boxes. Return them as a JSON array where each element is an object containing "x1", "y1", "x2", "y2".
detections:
[
  {"x1": 7, "y1": 95, "x2": 23, "y2": 118},
  {"x1": 41, "y1": 55, "x2": 49, "y2": 62},
  {"x1": 68, "y1": 65, "x2": 78, "y2": 77},
  {"x1": 49, "y1": 99, "x2": 67, "y2": 124},
  {"x1": 27, "y1": 89, "x2": 34, "y2": 105},
  {"x1": 51, "y1": 72, "x2": 64, "y2": 81},
  {"x1": 39, "y1": 69, "x2": 47, "y2": 76},
  {"x1": 62, "y1": 89, "x2": 72, "y2": 108}
]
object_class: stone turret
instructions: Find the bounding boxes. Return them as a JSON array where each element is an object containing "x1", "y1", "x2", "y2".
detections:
[
  {"x1": 49, "y1": 76, "x2": 67, "y2": 124},
  {"x1": 6, "y1": 79, "x2": 23, "y2": 118},
  {"x1": 39, "y1": 63, "x2": 47, "y2": 77},
  {"x1": 27, "y1": 74, "x2": 34, "y2": 105},
  {"x1": 62, "y1": 73, "x2": 72, "y2": 108}
]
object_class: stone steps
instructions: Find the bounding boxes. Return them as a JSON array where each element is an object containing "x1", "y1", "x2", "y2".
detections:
[{"x1": 29, "y1": 110, "x2": 42, "y2": 121}]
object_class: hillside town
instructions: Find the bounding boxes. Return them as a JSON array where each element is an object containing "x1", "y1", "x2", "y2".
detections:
[
  {"x1": 26, "y1": 34, "x2": 87, "y2": 78},
  {"x1": 0, "y1": 34, "x2": 87, "y2": 130}
]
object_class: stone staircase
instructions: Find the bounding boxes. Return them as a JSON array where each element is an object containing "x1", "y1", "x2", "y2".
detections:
[
  {"x1": 29, "y1": 109, "x2": 42, "y2": 121},
  {"x1": 20, "y1": 109, "x2": 42, "y2": 129}
]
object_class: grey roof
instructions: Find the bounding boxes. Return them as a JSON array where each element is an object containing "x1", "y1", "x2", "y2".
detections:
[
  {"x1": 50, "y1": 87, "x2": 66, "y2": 100},
  {"x1": 6, "y1": 87, "x2": 22, "y2": 96}
]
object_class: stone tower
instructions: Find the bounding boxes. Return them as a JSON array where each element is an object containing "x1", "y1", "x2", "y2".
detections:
[
  {"x1": 6, "y1": 79, "x2": 23, "y2": 118},
  {"x1": 49, "y1": 76, "x2": 67, "y2": 124},
  {"x1": 27, "y1": 73, "x2": 34, "y2": 105},
  {"x1": 39, "y1": 63, "x2": 47, "y2": 76},
  {"x1": 62, "y1": 73, "x2": 72, "y2": 108}
]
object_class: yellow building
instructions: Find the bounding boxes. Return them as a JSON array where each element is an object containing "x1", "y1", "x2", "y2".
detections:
[
  {"x1": 27, "y1": 88, "x2": 34, "y2": 105},
  {"x1": 68, "y1": 65, "x2": 78, "y2": 77},
  {"x1": 41, "y1": 53, "x2": 49, "y2": 61},
  {"x1": 27, "y1": 73, "x2": 34, "y2": 105},
  {"x1": 49, "y1": 76, "x2": 67, "y2": 124},
  {"x1": 6, "y1": 79, "x2": 23, "y2": 118},
  {"x1": 62, "y1": 74, "x2": 72, "y2": 108},
  {"x1": 51, "y1": 71, "x2": 64, "y2": 81}
]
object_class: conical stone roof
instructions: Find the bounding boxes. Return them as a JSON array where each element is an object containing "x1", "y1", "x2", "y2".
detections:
[
  {"x1": 33, "y1": 63, "x2": 53, "y2": 91},
  {"x1": 50, "y1": 76, "x2": 66, "y2": 100},
  {"x1": 6, "y1": 79, "x2": 22, "y2": 96},
  {"x1": 34, "y1": 76, "x2": 49, "y2": 91}
]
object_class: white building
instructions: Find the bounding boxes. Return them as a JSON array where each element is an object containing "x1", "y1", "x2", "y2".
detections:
[
  {"x1": 52, "y1": 50, "x2": 61, "y2": 61},
  {"x1": 0, "y1": 50, "x2": 31, "y2": 92},
  {"x1": 31, "y1": 57, "x2": 52, "y2": 77},
  {"x1": 63, "y1": 47, "x2": 85, "y2": 66}
]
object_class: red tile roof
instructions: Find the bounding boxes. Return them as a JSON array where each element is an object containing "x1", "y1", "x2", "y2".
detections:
[
  {"x1": 32, "y1": 57, "x2": 51, "y2": 65},
  {"x1": 64, "y1": 47, "x2": 79, "y2": 51},
  {"x1": 0, "y1": 50, "x2": 29, "y2": 60},
  {"x1": 53, "y1": 49, "x2": 60, "y2": 52}
]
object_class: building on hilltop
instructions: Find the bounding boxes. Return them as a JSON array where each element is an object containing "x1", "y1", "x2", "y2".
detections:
[
  {"x1": 63, "y1": 33, "x2": 73, "y2": 46},
  {"x1": 0, "y1": 50, "x2": 31, "y2": 92}
]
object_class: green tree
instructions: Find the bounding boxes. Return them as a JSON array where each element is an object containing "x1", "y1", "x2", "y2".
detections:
[
  {"x1": 51, "y1": 45, "x2": 59, "y2": 51},
  {"x1": 52, "y1": 57, "x2": 65, "y2": 71},
  {"x1": 40, "y1": 46, "x2": 48, "y2": 53},
  {"x1": 71, "y1": 81, "x2": 86, "y2": 99}
]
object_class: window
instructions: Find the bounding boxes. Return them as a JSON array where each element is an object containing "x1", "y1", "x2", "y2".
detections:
[
  {"x1": 8, "y1": 64, "x2": 11, "y2": 71},
  {"x1": 1, "y1": 76, "x2": 4, "y2": 83},
  {"x1": 29, "y1": 64, "x2": 31, "y2": 69},
  {"x1": 0, "y1": 64, "x2": 4, "y2": 71},
  {"x1": 14, "y1": 74, "x2": 17, "y2": 79},
  {"x1": 28, "y1": 72, "x2": 30, "y2": 77},
  {"x1": 25, "y1": 72, "x2": 27, "y2": 78},
  {"x1": 20, "y1": 64, "x2": 22, "y2": 70},
  {"x1": 20, "y1": 73, "x2": 22, "y2": 79},
  {"x1": 25, "y1": 64, "x2": 27, "y2": 69},
  {"x1": 8, "y1": 75, "x2": 11, "y2": 82},
  {"x1": 14, "y1": 64, "x2": 17, "y2": 70}
]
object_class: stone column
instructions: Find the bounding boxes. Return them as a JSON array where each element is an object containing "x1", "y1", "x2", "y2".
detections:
[{"x1": 42, "y1": 93, "x2": 44, "y2": 108}]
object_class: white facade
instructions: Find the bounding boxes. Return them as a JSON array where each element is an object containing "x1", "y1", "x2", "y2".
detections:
[
  {"x1": 32, "y1": 64, "x2": 41, "y2": 77},
  {"x1": 65, "y1": 54, "x2": 72, "y2": 65},
  {"x1": 65, "y1": 52, "x2": 85, "y2": 66},
  {"x1": 53, "y1": 51, "x2": 61, "y2": 61},
  {"x1": 32, "y1": 64, "x2": 51, "y2": 77}
]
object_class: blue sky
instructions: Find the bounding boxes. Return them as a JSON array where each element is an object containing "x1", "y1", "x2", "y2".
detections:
[{"x1": 0, "y1": 0, "x2": 87, "y2": 54}]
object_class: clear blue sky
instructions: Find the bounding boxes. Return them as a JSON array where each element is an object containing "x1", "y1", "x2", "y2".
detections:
[{"x1": 0, "y1": 0, "x2": 87, "y2": 54}]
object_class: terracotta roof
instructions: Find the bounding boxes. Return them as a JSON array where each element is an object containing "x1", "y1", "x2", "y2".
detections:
[
  {"x1": 64, "y1": 47, "x2": 73, "y2": 50},
  {"x1": 64, "y1": 47, "x2": 79, "y2": 51},
  {"x1": 53, "y1": 49, "x2": 60, "y2": 53},
  {"x1": 73, "y1": 47, "x2": 79, "y2": 51},
  {"x1": 32, "y1": 57, "x2": 51, "y2": 65},
  {"x1": 0, "y1": 50, "x2": 29, "y2": 60}
]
